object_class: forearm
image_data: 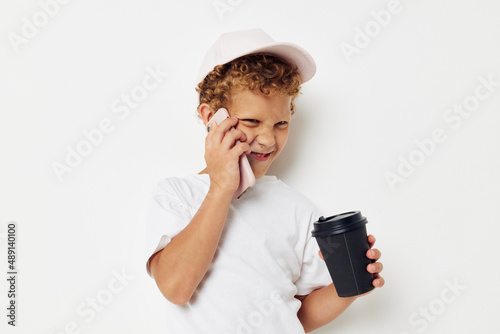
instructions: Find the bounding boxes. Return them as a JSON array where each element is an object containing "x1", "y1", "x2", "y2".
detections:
[
  {"x1": 150, "y1": 186, "x2": 232, "y2": 304},
  {"x1": 297, "y1": 283, "x2": 357, "y2": 333}
]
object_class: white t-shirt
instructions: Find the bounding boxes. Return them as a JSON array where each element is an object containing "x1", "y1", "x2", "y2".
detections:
[{"x1": 145, "y1": 174, "x2": 331, "y2": 334}]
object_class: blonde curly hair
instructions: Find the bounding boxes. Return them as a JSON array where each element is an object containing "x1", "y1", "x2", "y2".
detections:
[{"x1": 196, "y1": 54, "x2": 302, "y2": 118}]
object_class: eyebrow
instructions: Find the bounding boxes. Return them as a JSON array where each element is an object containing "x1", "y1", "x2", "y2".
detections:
[
  {"x1": 239, "y1": 118, "x2": 290, "y2": 123},
  {"x1": 234, "y1": 110, "x2": 291, "y2": 123}
]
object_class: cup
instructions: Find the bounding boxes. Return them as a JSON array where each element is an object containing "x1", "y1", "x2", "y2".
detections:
[{"x1": 312, "y1": 211, "x2": 374, "y2": 297}]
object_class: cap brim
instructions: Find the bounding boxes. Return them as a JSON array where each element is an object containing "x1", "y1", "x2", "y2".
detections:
[
  {"x1": 197, "y1": 41, "x2": 316, "y2": 84},
  {"x1": 243, "y1": 42, "x2": 317, "y2": 83}
]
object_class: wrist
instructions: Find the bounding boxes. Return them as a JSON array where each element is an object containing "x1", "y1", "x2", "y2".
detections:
[{"x1": 207, "y1": 184, "x2": 234, "y2": 203}]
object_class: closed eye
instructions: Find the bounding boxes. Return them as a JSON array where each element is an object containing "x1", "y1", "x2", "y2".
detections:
[{"x1": 241, "y1": 119, "x2": 260, "y2": 124}]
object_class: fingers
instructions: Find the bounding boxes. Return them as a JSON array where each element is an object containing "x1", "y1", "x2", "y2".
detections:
[
  {"x1": 222, "y1": 130, "x2": 247, "y2": 151},
  {"x1": 367, "y1": 234, "x2": 376, "y2": 248},
  {"x1": 365, "y1": 234, "x2": 385, "y2": 289},
  {"x1": 367, "y1": 260, "x2": 385, "y2": 289},
  {"x1": 207, "y1": 117, "x2": 248, "y2": 150},
  {"x1": 367, "y1": 252, "x2": 384, "y2": 288},
  {"x1": 367, "y1": 261, "x2": 383, "y2": 274},
  {"x1": 235, "y1": 141, "x2": 251, "y2": 155},
  {"x1": 204, "y1": 116, "x2": 250, "y2": 181},
  {"x1": 372, "y1": 274, "x2": 385, "y2": 288},
  {"x1": 366, "y1": 248, "x2": 381, "y2": 261},
  {"x1": 207, "y1": 117, "x2": 238, "y2": 141}
]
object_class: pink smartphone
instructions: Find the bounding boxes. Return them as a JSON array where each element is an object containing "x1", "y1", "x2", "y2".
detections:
[{"x1": 206, "y1": 108, "x2": 256, "y2": 199}]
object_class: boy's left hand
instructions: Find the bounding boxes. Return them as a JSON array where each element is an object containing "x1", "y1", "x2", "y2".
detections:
[{"x1": 365, "y1": 234, "x2": 384, "y2": 291}]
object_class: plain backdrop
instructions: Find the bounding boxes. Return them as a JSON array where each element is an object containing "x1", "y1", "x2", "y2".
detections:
[{"x1": 1, "y1": 0, "x2": 499, "y2": 333}]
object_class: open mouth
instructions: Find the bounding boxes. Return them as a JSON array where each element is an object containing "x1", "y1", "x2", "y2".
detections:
[{"x1": 250, "y1": 152, "x2": 272, "y2": 162}]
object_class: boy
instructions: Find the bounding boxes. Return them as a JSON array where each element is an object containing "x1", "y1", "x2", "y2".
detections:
[{"x1": 145, "y1": 28, "x2": 384, "y2": 333}]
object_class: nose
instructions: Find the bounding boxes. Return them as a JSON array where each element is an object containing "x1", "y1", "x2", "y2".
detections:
[{"x1": 255, "y1": 126, "x2": 275, "y2": 148}]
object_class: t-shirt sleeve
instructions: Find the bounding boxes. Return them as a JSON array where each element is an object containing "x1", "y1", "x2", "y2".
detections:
[
  {"x1": 294, "y1": 210, "x2": 332, "y2": 296},
  {"x1": 144, "y1": 179, "x2": 193, "y2": 277}
]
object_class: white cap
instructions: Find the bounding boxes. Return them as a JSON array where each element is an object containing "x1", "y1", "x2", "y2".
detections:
[{"x1": 196, "y1": 28, "x2": 316, "y2": 85}]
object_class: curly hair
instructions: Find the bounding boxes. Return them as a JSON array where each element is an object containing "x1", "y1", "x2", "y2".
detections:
[{"x1": 196, "y1": 54, "x2": 302, "y2": 118}]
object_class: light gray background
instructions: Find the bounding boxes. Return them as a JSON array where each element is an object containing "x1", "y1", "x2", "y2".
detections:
[{"x1": 1, "y1": 0, "x2": 499, "y2": 333}]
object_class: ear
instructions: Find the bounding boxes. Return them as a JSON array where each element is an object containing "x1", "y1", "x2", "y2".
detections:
[{"x1": 199, "y1": 103, "x2": 215, "y2": 126}]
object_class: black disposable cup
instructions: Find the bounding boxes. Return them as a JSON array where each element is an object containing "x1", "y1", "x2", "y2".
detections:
[{"x1": 312, "y1": 211, "x2": 374, "y2": 297}]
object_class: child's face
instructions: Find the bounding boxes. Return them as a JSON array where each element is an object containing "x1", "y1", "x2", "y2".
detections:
[{"x1": 229, "y1": 89, "x2": 292, "y2": 179}]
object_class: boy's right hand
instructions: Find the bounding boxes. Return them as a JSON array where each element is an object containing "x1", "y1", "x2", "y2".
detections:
[{"x1": 204, "y1": 116, "x2": 251, "y2": 196}]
